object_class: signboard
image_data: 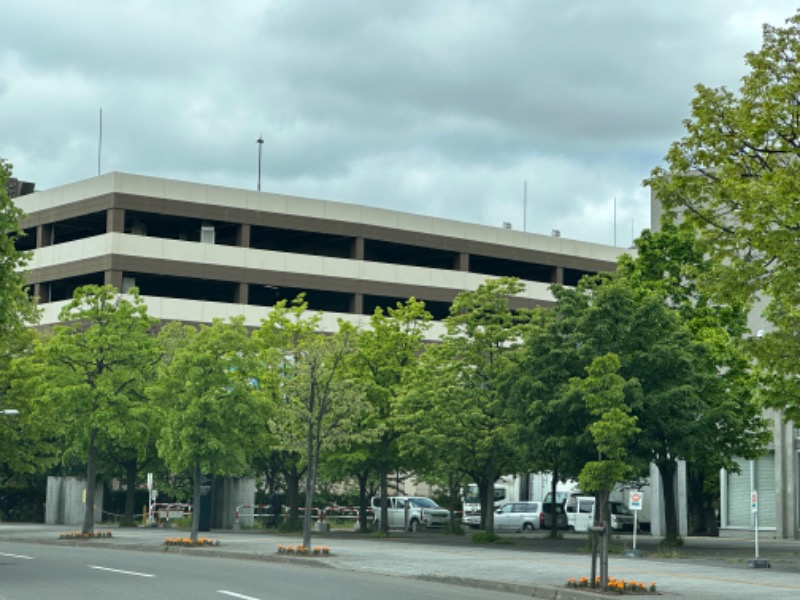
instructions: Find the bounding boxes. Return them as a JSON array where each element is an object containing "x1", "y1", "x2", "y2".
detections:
[
  {"x1": 629, "y1": 490, "x2": 643, "y2": 511},
  {"x1": 147, "y1": 472, "x2": 153, "y2": 491},
  {"x1": 751, "y1": 490, "x2": 758, "y2": 513}
]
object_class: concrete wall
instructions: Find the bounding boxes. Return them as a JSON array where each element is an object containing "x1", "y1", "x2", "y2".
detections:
[
  {"x1": 45, "y1": 477, "x2": 103, "y2": 526},
  {"x1": 213, "y1": 477, "x2": 256, "y2": 529}
]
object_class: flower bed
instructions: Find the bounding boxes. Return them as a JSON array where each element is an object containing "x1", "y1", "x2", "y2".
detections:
[
  {"x1": 277, "y1": 544, "x2": 330, "y2": 557},
  {"x1": 59, "y1": 531, "x2": 113, "y2": 540},
  {"x1": 163, "y1": 537, "x2": 220, "y2": 547},
  {"x1": 567, "y1": 576, "x2": 657, "y2": 594}
]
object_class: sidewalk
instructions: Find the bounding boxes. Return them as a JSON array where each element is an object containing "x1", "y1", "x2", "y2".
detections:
[{"x1": 2, "y1": 523, "x2": 800, "y2": 599}]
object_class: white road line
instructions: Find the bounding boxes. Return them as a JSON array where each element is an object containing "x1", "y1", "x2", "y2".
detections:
[
  {"x1": 218, "y1": 591, "x2": 262, "y2": 600},
  {"x1": 0, "y1": 552, "x2": 34, "y2": 560},
  {"x1": 88, "y1": 565, "x2": 156, "y2": 578}
]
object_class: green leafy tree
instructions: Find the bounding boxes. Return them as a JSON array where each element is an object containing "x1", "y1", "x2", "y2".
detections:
[
  {"x1": 646, "y1": 10, "x2": 800, "y2": 419},
  {"x1": 30, "y1": 285, "x2": 159, "y2": 534},
  {"x1": 570, "y1": 353, "x2": 639, "y2": 591},
  {"x1": 352, "y1": 298, "x2": 431, "y2": 533},
  {"x1": 508, "y1": 303, "x2": 595, "y2": 538},
  {"x1": 1, "y1": 158, "x2": 40, "y2": 482},
  {"x1": 562, "y1": 273, "x2": 769, "y2": 543},
  {"x1": 0, "y1": 158, "x2": 37, "y2": 345},
  {"x1": 398, "y1": 278, "x2": 528, "y2": 534},
  {"x1": 154, "y1": 317, "x2": 268, "y2": 542},
  {"x1": 253, "y1": 300, "x2": 369, "y2": 548},
  {"x1": 618, "y1": 226, "x2": 769, "y2": 534}
]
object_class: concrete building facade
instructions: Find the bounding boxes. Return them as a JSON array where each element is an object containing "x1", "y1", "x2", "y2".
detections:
[{"x1": 16, "y1": 172, "x2": 623, "y2": 331}]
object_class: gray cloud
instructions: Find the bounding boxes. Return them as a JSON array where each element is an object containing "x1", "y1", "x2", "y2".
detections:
[{"x1": 2, "y1": 0, "x2": 797, "y2": 245}]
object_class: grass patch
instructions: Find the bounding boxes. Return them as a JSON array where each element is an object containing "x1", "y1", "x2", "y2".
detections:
[
  {"x1": 471, "y1": 531, "x2": 512, "y2": 545},
  {"x1": 370, "y1": 529, "x2": 392, "y2": 538},
  {"x1": 576, "y1": 535, "x2": 625, "y2": 554},
  {"x1": 655, "y1": 536, "x2": 684, "y2": 558}
]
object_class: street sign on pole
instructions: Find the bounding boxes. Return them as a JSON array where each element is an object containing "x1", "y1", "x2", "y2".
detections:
[
  {"x1": 751, "y1": 490, "x2": 758, "y2": 513},
  {"x1": 629, "y1": 491, "x2": 643, "y2": 552}
]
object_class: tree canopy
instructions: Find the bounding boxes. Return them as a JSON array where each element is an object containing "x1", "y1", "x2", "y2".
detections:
[
  {"x1": 28, "y1": 285, "x2": 160, "y2": 533},
  {"x1": 398, "y1": 277, "x2": 528, "y2": 534},
  {"x1": 646, "y1": 10, "x2": 800, "y2": 419},
  {"x1": 154, "y1": 316, "x2": 268, "y2": 542}
]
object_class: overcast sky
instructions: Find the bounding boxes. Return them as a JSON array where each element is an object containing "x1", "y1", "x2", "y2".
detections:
[{"x1": 2, "y1": 1, "x2": 797, "y2": 246}]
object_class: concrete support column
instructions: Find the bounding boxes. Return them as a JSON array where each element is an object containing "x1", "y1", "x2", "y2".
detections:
[
  {"x1": 236, "y1": 223, "x2": 251, "y2": 248},
  {"x1": 37, "y1": 224, "x2": 52, "y2": 248},
  {"x1": 235, "y1": 282, "x2": 249, "y2": 305},
  {"x1": 105, "y1": 270, "x2": 123, "y2": 291},
  {"x1": 677, "y1": 460, "x2": 688, "y2": 537},
  {"x1": 34, "y1": 282, "x2": 50, "y2": 304},
  {"x1": 350, "y1": 293, "x2": 364, "y2": 315},
  {"x1": 456, "y1": 252, "x2": 469, "y2": 271},
  {"x1": 351, "y1": 237, "x2": 365, "y2": 260},
  {"x1": 774, "y1": 418, "x2": 798, "y2": 538},
  {"x1": 552, "y1": 266, "x2": 564, "y2": 284},
  {"x1": 107, "y1": 208, "x2": 125, "y2": 233}
]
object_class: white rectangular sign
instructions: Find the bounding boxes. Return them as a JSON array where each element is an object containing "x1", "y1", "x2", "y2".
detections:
[{"x1": 628, "y1": 490, "x2": 643, "y2": 511}]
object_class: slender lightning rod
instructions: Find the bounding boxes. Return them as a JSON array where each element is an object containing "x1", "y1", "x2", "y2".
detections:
[
  {"x1": 523, "y1": 180, "x2": 527, "y2": 233},
  {"x1": 256, "y1": 134, "x2": 264, "y2": 191},
  {"x1": 98, "y1": 108, "x2": 103, "y2": 176}
]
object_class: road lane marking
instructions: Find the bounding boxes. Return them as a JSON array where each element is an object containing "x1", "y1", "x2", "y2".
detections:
[
  {"x1": 88, "y1": 565, "x2": 155, "y2": 578},
  {"x1": 0, "y1": 552, "x2": 34, "y2": 559},
  {"x1": 218, "y1": 591, "x2": 262, "y2": 600}
]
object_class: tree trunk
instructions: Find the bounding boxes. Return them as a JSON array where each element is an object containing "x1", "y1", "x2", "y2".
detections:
[
  {"x1": 483, "y1": 462, "x2": 497, "y2": 534},
  {"x1": 356, "y1": 468, "x2": 369, "y2": 532},
  {"x1": 81, "y1": 428, "x2": 98, "y2": 535},
  {"x1": 302, "y1": 382, "x2": 317, "y2": 549},
  {"x1": 379, "y1": 463, "x2": 389, "y2": 533},
  {"x1": 596, "y1": 490, "x2": 610, "y2": 591},
  {"x1": 477, "y1": 479, "x2": 489, "y2": 530},
  {"x1": 658, "y1": 460, "x2": 680, "y2": 543},
  {"x1": 190, "y1": 462, "x2": 201, "y2": 543},
  {"x1": 549, "y1": 468, "x2": 559, "y2": 539},
  {"x1": 122, "y1": 460, "x2": 137, "y2": 527},
  {"x1": 284, "y1": 463, "x2": 302, "y2": 529}
]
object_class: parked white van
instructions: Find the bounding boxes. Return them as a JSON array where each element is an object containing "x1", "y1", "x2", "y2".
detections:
[
  {"x1": 564, "y1": 495, "x2": 596, "y2": 532},
  {"x1": 565, "y1": 495, "x2": 638, "y2": 532}
]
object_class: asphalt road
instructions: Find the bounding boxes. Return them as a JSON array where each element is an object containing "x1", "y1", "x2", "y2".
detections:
[{"x1": 0, "y1": 541, "x2": 527, "y2": 600}]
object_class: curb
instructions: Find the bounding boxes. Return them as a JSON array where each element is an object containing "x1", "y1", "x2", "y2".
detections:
[{"x1": 418, "y1": 575, "x2": 610, "y2": 599}]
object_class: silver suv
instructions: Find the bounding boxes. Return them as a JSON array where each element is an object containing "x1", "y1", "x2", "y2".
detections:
[{"x1": 370, "y1": 496, "x2": 450, "y2": 531}]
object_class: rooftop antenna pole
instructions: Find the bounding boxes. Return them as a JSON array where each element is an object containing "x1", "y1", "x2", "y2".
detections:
[
  {"x1": 523, "y1": 180, "x2": 527, "y2": 233},
  {"x1": 98, "y1": 108, "x2": 102, "y2": 176},
  {"x1": 256, "y1": 134, "x2": 264, "y2": 191}
]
